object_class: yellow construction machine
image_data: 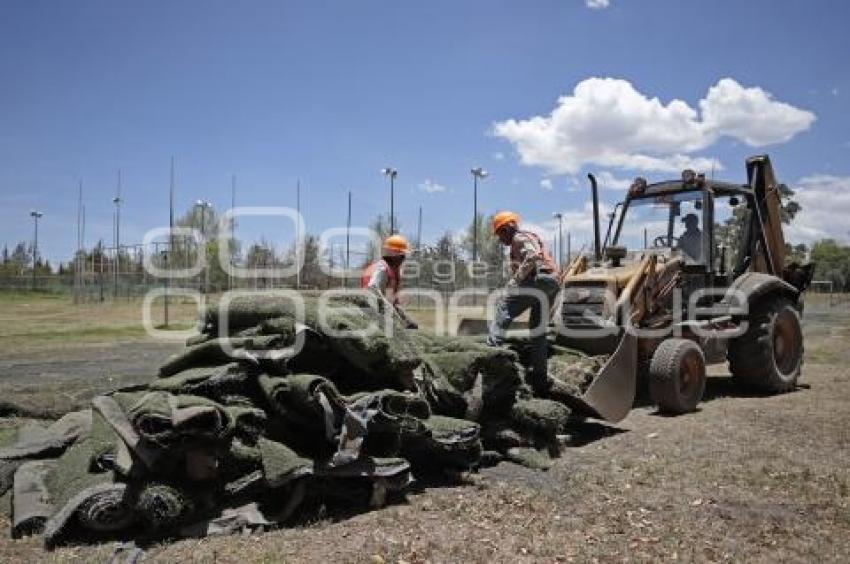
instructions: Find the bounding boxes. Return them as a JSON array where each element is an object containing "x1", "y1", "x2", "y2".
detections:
[
  {"x1": 557, "y1": 155, "x2": 813, "y2": 421},
  {"x1": 456, "y1": 155, "x2": 814, "y2": 422}
]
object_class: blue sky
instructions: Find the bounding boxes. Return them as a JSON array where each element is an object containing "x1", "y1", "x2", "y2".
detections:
[{"x1": 1, "y1": 0, "x2": 848, "y2": 263}]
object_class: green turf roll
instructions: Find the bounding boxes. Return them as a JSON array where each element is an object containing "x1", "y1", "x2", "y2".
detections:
[
  {"x1": 510, "y1": 398, "x2": 571, "y2": 439},
  {"x1": 417, "y1": 347, "x2": 523, "y2": 420},
  {"x1": 159, "y1": 335, "x2": 286, "y2": 377},
  {"x1": 134, "y1": 482, "x2": 195, "y2": 532},
  {"x1": 112, "y1": 391, "x2": 232, "y2": 450},
  {"x1": 504, "y1": 447, "x2": 555, "y2": 470},
  {"x1": 42, "y1": 422, "x2": 132, "y2": 548},
  {"x1": 547, "y1": 350, "x2": 609, "y2": 397},
  {"x1": 402, "y1": 415, "x2": 482, "y2": 471},
  {"x1": 206, "y1": 297, "x2": 421, "y2": 385},
  {"x1": 257, "y1": 438, "x2": 312, "y2": 488},
  {"x1": 11, "y1": 460, "x2": 55, "y2": 539}
]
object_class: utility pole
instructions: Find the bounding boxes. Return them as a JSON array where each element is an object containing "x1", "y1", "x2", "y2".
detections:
[
  {"x1": 470, "y1": 167, "x2": 488, "y2": 263},
  {"x1": 552, "y1": 212, "x2": 564, "y2": 266},
  {"x1": 75, "y1": 181, "x2": 83, "y2": 303},
  {"x1": 195, "y1": 199, "x2": 212, "y2": 295},
  {"x1": 417, "y1": 205, "x2": 423, "y2": 308},
  {"x1": 296, "y1": 180, "x2": 301, "y2": 290},
  {"x1": 164, "y1": 156, "x2": 175, "y2": 327},
  {"x1": 417, "y1": 205, "x2": 423, "y2": 251},
  {"x1": 346, "y1": 190, "x2": 351, "y2": 287},
  {"x1": 81, "y1": 204, "x2": 86, "y2": 298},
  {"x1": 30, "y1": 210, "x2": 43, "y2": 290},
  {"x1": 113, "y1": 170, "x2": 122, "y2": 298},
  {"x1": 230, "y1": 174, "x2": 236, "y2": 291},
  {"x1": 567, "y1": 232, "x2": 571, "y2": 263},
  {"x1": 381, "y1": 167, "x2": 397, "y2": 234}
]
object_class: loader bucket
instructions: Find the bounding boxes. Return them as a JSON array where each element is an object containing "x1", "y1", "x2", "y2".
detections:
[
  {"x1": 570, "y1": 331, "x2": 637, "y2": 423},
  {"x1": 456, "y1": 316, "x2": 637, "y2": 422}
]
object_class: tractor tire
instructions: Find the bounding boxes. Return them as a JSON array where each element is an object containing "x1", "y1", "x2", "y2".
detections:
[
  {"x1": 649, "y1": 339, "x2": 706, "y2": 415},
  {"x1": 728, "y1": 296, "x2": 803, "y2": 393}
]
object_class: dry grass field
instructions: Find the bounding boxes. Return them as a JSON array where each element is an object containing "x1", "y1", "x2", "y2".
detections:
[{"x1": 0, "y1": 292, "x2": 848, "y2": 562}]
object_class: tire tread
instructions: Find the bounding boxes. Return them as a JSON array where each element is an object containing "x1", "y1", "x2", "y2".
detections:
[{"x1": 728, "y1": 296, "x2": 803, "y2": 393}]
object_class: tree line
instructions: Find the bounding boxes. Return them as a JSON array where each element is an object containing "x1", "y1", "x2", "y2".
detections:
[{"x1": 5, "y1": 186, "x2": 850, "y2": 293}]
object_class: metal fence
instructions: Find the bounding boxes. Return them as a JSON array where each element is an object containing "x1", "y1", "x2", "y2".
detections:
[{"x1": 0, "y1": 240, "x2": 514, "y2": 305}]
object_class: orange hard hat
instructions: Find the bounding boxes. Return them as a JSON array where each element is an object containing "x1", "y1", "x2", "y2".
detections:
[
  {"x1": 382, "y1": 234, "x2": 410, "y2": 256},
  {"x1": 492, "y1": 211, "x2": 520, "y2": 234}
]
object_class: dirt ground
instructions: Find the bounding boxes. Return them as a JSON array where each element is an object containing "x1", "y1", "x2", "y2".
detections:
[{"x1": 0, "y1": 295, "x2": 848, "y2": 562}]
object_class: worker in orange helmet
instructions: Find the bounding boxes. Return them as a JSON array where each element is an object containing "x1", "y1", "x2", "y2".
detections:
[
  {"x1": 360, "y1": 234, "x2": 418, "y2": 329},
  {"x1": 488, "y1": 211, "x2": 568, "y2": 399}
]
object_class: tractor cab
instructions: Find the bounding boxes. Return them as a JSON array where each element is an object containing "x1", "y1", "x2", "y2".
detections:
[
  {"x1": 612, "y1": 182, "x2": 708, "y2": 265},
  {"x1": 604, "y1": 171, "x2": 755, "y2": 299}
]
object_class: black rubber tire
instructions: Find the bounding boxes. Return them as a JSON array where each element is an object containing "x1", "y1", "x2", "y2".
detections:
[
  {"x1": 728, "y1": 296, "x2": 803, "y2": 393},
  {"x1": 649, "y1": 339, "x2": 706, "y2": 415}
]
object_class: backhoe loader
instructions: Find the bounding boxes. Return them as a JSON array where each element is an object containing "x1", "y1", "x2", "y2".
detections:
[{"x1": 557, "y1": 155, "x2": 813, "y2": 422}]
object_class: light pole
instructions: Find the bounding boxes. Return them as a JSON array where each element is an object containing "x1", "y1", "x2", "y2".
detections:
[
  {"x1": 195, "y1": 199, "x2": 212, "y2": 294},
  {"x1": 381, "y1": 167, "x2": 398, "y2": 234},
  {"x1": 346, "y1": 190, "x2": 352, "y2": 288},
  {"x1": 470, "y1": 167, "x2": 488, "y2": 263},
  {"x1": 230, "y1": 174, "x2": 236, "y2": 291},
  {"x1": 30, "y1": 210, "x2": 43, "y2": 290},
  {"x1": 113, "y1": 188, "x2": 122, "y2": 298},
  {"x1": 552, "y1": 212, "x2": 563, "y2": 266}
]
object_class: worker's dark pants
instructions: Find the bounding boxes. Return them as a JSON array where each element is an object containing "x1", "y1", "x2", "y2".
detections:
[{"x1": 488, "y1": 273, "x2": 560, "y2": 386}]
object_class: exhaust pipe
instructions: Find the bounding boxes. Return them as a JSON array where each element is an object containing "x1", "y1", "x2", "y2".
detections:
[{"x1": 588, "y1": 173, "x2": 602, "y2": 262}]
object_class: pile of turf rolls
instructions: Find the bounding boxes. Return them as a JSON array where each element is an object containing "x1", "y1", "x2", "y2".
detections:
[{"x1": 2, "y1": 294, "x2": 608, "y2": 548}]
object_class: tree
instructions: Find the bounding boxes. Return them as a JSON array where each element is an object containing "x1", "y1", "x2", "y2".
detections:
[
  {"x1": 462, "y1": 213, "x2": 505, "y2": 288},
  {"x1": 366, "y1": 214, "x2": 407, "y2": 263},
  {"x1": 715, "y1": 183, "x2": 803, "y2": 269},
  {"x1": 281, "y1": 234, "x2": 325, "y2": 288},
  {"x1": 244, "y1": 240, "x2": 277, "y2": 269},
  {"x1": 243, "y1": 239, "x2": 278, "y2": 288},
  {"x1": 777, "y1": 183, "x2": 801, "y2": 224},
  {"x1": 785, "y1": 242, "x2": 808, "y2": 264},
  {"x1": 810, "y1": 239, "x2": 850, "y2": 291},
  {"x1": 414, "y1": 230, "x2": 465, "y2": 291},
  {"x1": 10, "y1": 242, "x2": 28, "y2": 266},
  {"x1": 433, "y1": 231, "x2": 458, "y2": 260},
  {"x1": 165, "y1": 204, "x2": 237, "y2": 291}
]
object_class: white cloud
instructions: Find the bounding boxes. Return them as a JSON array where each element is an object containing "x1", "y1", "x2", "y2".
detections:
[
  {"x1": 540, "y1": 178, "x2": 554, "y2": 190},
  {"x1": 419, "y1": 179, "x2": 447, "y2": 194},
  {"x1": 492, "y1": 151, "x2": 505, "y2": 160},
  {"x1": 524, "y1": 201, "x2": 616, "y2": 254},
  {"x1": 586, "y1": 0, "x2": 610, "y2": 9},
  {"x1": 831, "y1": 87, "x2": 839, "y2": 97},
  {"x1": 493, "y1": 77, "x2": 815, "y2": 175},
  {"x1": 786, "y1": 175, "x2": 850, "y2": 244},
  {"x1": 595, "y1": 170, "x2": 632, "y2": 191},
  {"x1": 699, "y1": 79, "x2": 817, "y2": 146}
]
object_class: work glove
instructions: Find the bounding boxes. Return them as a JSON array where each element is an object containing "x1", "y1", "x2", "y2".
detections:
[{"x1": 507, "y1": 277, "x2": 519, "y2": 288}]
